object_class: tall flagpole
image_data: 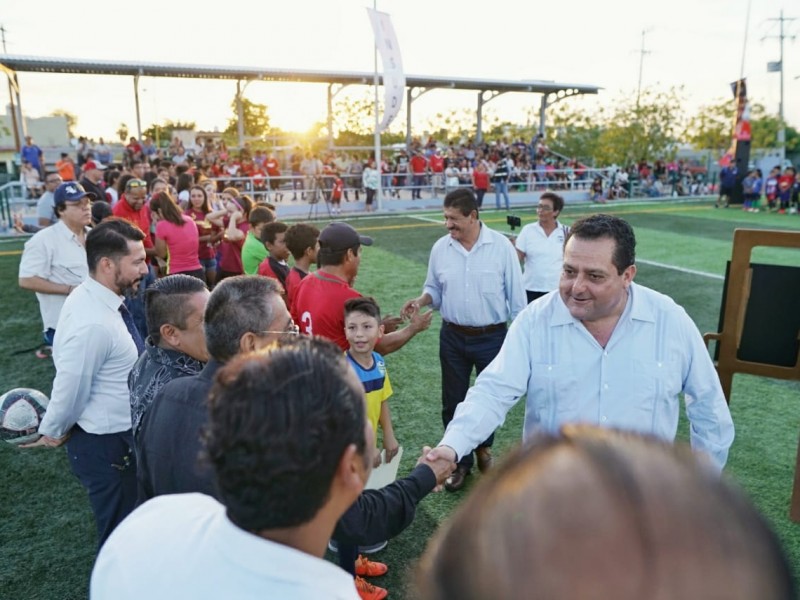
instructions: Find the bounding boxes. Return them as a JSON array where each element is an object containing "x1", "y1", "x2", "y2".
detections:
[
  {"x1": 373, "y1": 0, "x2": 383, "y2": 211},
  {"x1": 740, "y1": 0, "x2": 751, "y2": 80}
]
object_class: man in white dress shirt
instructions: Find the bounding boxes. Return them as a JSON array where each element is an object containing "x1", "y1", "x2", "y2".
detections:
[
  {"x1": 92, "y1": 337, "x2": 370, "y2": 600},
  {"x1": 24, "y1": 218, "x2": 149, "y2": 547},
  {"x1": 425, "y1": 214, "x2": 735, "y2": 473},
  {"x1": 402, "y1": 188, "x2": 526, "y2": 491},
  {"x1": 19, "y1": 182, "x2": 93, "y2": 350}
]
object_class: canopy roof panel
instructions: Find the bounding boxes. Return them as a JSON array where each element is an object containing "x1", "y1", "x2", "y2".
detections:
[{"x1": 0, "y1": 54, "x2": 600, "y2": 96}]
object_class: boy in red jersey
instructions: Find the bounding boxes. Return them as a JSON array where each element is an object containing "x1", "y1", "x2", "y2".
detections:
[{"x1": 283, "y1": 223, "x2": 320, "y2": 311}]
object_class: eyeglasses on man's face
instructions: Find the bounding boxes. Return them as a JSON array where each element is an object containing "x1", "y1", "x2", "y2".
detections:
[
  {"x1": 535, "y1": 204, "x2": 554, "y2": 212},
  {"x1": 257, "y1": 321, "x2": 301, "y2": 339}
]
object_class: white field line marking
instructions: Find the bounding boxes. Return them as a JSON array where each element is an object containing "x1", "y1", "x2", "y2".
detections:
[
  {"x1": 409, "y1": 214, "x2": 443, "y2": 224},
  {"x1": 637, "y1": 259, "x2": 724, "y2": 280}
]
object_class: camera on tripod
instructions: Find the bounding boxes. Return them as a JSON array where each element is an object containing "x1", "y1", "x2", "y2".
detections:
[{"x1": 506, "y1": 215, "x2": 521, "y2": 231}]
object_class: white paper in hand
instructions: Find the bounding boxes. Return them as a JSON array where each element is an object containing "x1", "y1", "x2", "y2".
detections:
[{"x1": 365, "y1": 446, "x2": 404, "y2": 490}]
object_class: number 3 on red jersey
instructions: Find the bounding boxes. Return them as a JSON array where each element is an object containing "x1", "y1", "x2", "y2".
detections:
[{"x1": 301, "y1": 311, "x2": 313, "y2": 335}]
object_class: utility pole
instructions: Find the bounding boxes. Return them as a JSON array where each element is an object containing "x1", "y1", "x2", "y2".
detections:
[
  {"x1": 763, "y1": 10, "x2": 796, "y2": 164},
  {"x1": 1, "y1": 24, "x2": 21, "y2": 151},
  {"x1": 636, "y1": 28, "x2": 652, "y2": 109}
]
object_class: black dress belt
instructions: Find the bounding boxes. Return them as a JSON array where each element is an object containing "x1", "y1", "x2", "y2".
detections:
[{"x1": 443, "y1": 321, "x2": 507, "y2": 336}]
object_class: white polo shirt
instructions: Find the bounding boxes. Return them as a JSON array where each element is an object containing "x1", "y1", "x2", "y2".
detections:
[
  {"x1": 18, "y1": 220, "x2": 88, "y2": 331},
  {"x1": 515, "y1": 221, "x2": 569, "y2": 293}
]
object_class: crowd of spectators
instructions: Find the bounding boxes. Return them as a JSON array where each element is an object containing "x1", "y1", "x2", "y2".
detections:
[
  {"x1": 23, "y1": 133, "x2": 625, "y2": 205},
  {"x1": 28, "y1": 131, "x2": 788, "y2": 210}
]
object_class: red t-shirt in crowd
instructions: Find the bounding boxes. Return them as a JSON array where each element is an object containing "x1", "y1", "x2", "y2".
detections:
[
  {"x1": 185, "y1": 207, "x2": 218, "y2": 260},
  {"x1": 777, "y1": 174, "x2": 794, "y2": 198},
  {"x1": 265, "y1": 158, "x2": 280, "y2": 177},
  {"x1": 218, "y1": 218, "x2": 249, "y2": 275},
  {"x1": 410, "y1": 155, "x2": 427, "y2": 174},
  {"x1": 155, "y1": 215, "x2": 202, "y2": 274},
  {"x1": 429, "y1": 154, "x2": 444, "y2": 173},
  {"x1": 112, "y1": 197, "x2": 153, "y2": 250},
  {"x1": 291, "y1": 270, "x2": 360, "y2": 351},
  {"x1": 473, "y1": 171, "x2": 489, "y2": 191}
]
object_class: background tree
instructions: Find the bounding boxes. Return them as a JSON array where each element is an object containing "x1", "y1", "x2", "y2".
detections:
[
  {"x1": 749, "y1": 103, "x2": 800, "y2": 153},
  {"x1": 532, "y1": 87, "x2": 684, "y2": 166},
  {"x1": 684, "y1": 98, "x2": 731, "y2": 154},
  {"x1": 685, "y1": 98, "x2": 800, "y2": 155},
  {"x1": 422, "y1": 108, "x2": 483, "y2": 145},
  {"x1": 333, "y1": 94, "x2": 375, "y2": 136},
  {"x1": 49, "y1": 109, "x2": 78, "y2": 139},
  {"x1": 225, "y1": 97, "x2": 271, "y2": 139},
  {"x1": 142, "y1": 119, "x2": 197, "y2": 147},
  {"x1": 595, "y1": 86, "x2": 685, "y2": 165},
  {"x1": 330, "y1": 91, "x2": 405, "y2": 146},
  {"x1": 547, "y1": 103, "x2": 602, "y2": 164}
]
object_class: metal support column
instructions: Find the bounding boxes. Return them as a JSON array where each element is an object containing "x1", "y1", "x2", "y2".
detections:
[
  {"x1": 539, "y1": 94, "x2": 548, "y2": 138},
  {"x1": 406, "y1": 87, "x2": 413, "y2": 147},
  {"x1": 327, "y1": 84, "x2": 334, "y2": 150},
  {"x1": 133, "y1": 73, "x2": 142, "y2": 141},
  {"x1": 476, "y1": 90, "x2": 504, "y2": 143},
  {"x1": 236, "y1": 80, "x2": 245, "y2": 149}
]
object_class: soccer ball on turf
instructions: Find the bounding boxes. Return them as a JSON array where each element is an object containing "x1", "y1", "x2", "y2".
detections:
[{"x1": 0, "y1": 388, "x2": 49, "y2": 445}]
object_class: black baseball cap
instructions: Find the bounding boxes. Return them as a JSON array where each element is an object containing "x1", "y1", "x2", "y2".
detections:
[{"x1": 318, "y1": 222, "x2": 373, "y2": 251}]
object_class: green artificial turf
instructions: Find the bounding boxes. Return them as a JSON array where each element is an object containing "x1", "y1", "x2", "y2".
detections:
[{"x1": 1, "y1": 200, "x2": 799, "y2": 599}]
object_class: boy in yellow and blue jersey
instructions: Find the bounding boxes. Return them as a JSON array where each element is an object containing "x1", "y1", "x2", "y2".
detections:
[
  {"x1": 339, "y1": 296, "x2": 397, "y2": 599},
  {"x1": 344, "y1": 296, "x2": 397, "y2": 463}
]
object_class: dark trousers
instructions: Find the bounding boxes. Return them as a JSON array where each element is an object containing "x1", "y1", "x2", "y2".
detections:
[
  {"x1": 338, "y1": 543, "x2": 359, "y2": 577},
  {"x1": 439, "y1": 322, "x2": 506, "y2": 470},
  {"x1": 526, "y1": 290, "x2": 548, "y2": 303},
  {"x1": 66, "y1": 427, "x2": 138, "y2": 549},
  {"x1": 412, "y1": 175, "x2": 425, "y2": 198}
]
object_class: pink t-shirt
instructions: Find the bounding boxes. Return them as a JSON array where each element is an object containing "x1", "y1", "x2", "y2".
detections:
[{"x1": 155, "y1": 215, "x2": 202, "y2": 274}]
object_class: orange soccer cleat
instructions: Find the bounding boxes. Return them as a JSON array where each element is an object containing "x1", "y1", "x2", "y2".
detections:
[
  {"x1": 355, "y1": 575, "x2": 388, "y2": 600},
  {"x1": 355, "y1": 554, "x2": 388, "y2": 577}
]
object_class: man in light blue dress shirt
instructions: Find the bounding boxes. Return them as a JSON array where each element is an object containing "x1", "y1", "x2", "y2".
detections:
[
  {"x1": 403, "y1": 189, "x2": 526, "y2": 491},
  {"x1": 426, "y1": 214, "x2": 734, "y2": 473}
]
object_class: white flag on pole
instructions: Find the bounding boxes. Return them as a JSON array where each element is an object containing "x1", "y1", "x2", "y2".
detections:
[{"x1": 366, "y1": 8, "x2": 405, "y2": 132}]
